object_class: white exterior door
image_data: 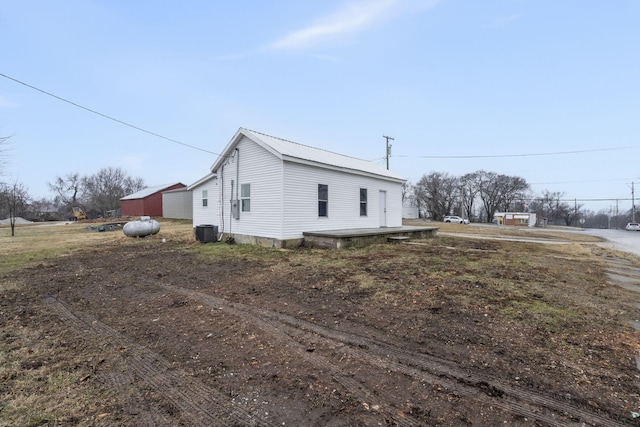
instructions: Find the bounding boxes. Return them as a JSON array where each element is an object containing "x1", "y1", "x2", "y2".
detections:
[{"x1": 379, "y1": 190, "x2": 387, "y2": 227}]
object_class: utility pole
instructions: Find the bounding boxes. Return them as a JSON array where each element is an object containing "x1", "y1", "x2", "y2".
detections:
[
  {"x1": 633, "y1": 182, "x2": 636, "y2": 222},
  {"x1": 383, "y1": 135, "x2": 394, "y2": 170}
]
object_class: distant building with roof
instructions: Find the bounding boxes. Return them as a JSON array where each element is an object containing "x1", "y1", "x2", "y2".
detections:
[
  {"x1": 493, "y1": 212, "x2": 538, "y2": 227},
  {"x1": 121, "y1": 183, "x2": 185, "y2": 217}
]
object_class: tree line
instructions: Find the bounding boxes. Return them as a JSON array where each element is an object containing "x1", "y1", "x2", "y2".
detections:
[
  {"x1": 47, "y1": 168, "x2": 145, "y2": 219},
  {"x1": 1, "y1": 166, "x2": 145, "y2": 228},
  {"x1": 404, "y1": 169, "x2": 634, "y2": 229},
  {"x1": 0, "y1": 130, "x2": 634, "y2": 232}
]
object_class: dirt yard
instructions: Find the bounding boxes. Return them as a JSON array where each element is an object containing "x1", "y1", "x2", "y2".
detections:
[{"x1": 1, "y1": 224, "x2": 640, "y2": 426}]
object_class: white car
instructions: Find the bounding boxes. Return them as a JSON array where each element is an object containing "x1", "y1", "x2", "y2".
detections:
[
  {"x1": 443, "y1": 215, "x2": 469, "y2": 224},
  {"x1": 625, "y1": 222, "x2": 640, "y2": 231}
]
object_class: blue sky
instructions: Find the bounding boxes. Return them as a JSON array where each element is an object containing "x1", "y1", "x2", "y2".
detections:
[{"x1": 1, "y1": 0, "x2": 639, "y2": 214}]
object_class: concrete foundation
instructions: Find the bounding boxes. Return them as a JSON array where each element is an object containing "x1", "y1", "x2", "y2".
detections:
[
  {"x1": 215, "y1": 226, "x2": 438, "y2": 249},
  {"x1": 303, "y1": 226, "x2": 438, "y2": 249}
]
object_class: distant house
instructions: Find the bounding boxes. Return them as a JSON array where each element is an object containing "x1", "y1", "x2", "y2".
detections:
[
  {"x1": 494, "y1": 212, "x2": 537, "y2": 227},
  {"x1": 121, "y1": 183, "x2": 185, "y2": 217},
  {"x1": 190, "y1": 128, "x2": 406, "y2": 247},
  {"x1": 402, "y1": 204, "x2": 419, "y2": 219}
]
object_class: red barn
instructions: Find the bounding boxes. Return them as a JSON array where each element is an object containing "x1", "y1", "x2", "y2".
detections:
[{"x1": 120, "y1": 183, "x2": 185, "y2": 217}]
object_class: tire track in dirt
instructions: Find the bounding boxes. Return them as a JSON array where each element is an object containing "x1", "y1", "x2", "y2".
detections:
[
  {"x1": 94, "y1": 369, "x2": 174, "y2": 426},
  {"x1": 259, "y1": 309, "x2": 628, "y2": 427},
  {"x1": 42, "y1": 295, "x2": 278, "y2": 427},
  {"x1": 163, "y1": 284, "x2": 630, "y2": 427},
  {"x1": 160, "y1": 284, "x2": 424, "y2": 427}
]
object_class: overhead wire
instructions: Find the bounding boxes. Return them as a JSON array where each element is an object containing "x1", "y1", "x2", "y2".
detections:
[
  {"x1": 0, "y1": 72, "x2": 219, "y2": 156},
  {"x1": 392, "y1": 146, "x2": 635, "y2": 159},
  {"x1": 2, "y1": 72, "x2": 635, "y2": 162}
]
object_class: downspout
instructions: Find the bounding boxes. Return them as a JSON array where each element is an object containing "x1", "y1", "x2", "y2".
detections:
[
  {"x1": 218, "y1": 164, "x2": 225, "y2": 241},
  {"x1": 235, "y1": 147, "x2": 240, "y2": 212},
  {"x1": 229, "y1": 148, "x2": 240, "y2": 235},
  {"x1": 229, "y1": 179, "x2": 234, "y2": 235}
]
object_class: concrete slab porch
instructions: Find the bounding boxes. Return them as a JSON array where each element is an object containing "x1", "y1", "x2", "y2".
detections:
[{"x1": 303, "y1": 226, "x2": 438, "y2": 249}]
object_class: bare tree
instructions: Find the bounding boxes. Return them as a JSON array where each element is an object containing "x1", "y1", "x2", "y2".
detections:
[
  {"x1": 415, "y1": 172, "x2": 460, "y2": 221},
  {"x1": 1, "y1": 180, "x2": 30, "y2": 236},
  {"x1": 560, "y1": 200, "x2": 583, "y2": 226},
  {"x1": 476, "y1": 170, "x2": 529, "y2": 223},
  {"x1": 48, "y1": 172, "x2": 85, "y2": 207},
  {"x1": 83, "y1": 167, "x2": 145, "y2": 216},
  {"x1": 459, "y1": 172, "x2": 480, "y2": 221},
  {"x1": 530, "y1": 190, "x2": 569, "y2": 225},
  {"x1": 497, "y1": 175, "x2": 529, "y2": 212},
  {"x1": 0, "y1": 135, "x2": 11, "y2": 176},
  {"x1": 401, "y1": 181, "x2": 412, "y2": 205}
]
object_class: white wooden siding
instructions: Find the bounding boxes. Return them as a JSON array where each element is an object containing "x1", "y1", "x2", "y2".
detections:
[
  {"x1": 162, "y1": 190, "x2": 193, "y2": 219},
  {"x1": 282, "y1": 161, "x2": 403, "y2": 239},
  {"x1": 218, "y1": 136, "x2": 284, "y2": 239},
  {"x1": 191, "y1": 177, "x2": 219, "y2": 227}
]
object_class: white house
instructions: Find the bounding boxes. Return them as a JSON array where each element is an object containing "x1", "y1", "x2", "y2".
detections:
[
  {"x1": 190, "y1": 128, "x2": 406, "y2": 247},
  {"x1": 188, "y1": 172, "x2": 217, "y2": 226}
]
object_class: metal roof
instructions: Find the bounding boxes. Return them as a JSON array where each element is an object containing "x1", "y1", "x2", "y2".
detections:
[
  {"x1": 187, "y1": 173, "x2": 216, "y2": 190},
  {"x1": 211, "y1": 128, "x2": 406, "y2": 182},
  {"x1": 121, "y1": 183, "x2": 184, "y2": 200}
]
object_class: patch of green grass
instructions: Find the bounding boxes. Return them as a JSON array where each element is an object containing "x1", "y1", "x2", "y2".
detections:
[
  {"x1": 194, "y1": 241, "x2": 283, "y2": 260},
  {"x1": 499, "y1": 299, "x2": 578, "y2": 332}
]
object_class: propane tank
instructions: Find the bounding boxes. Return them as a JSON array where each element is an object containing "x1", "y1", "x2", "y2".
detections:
[{"x1": 123, "y1": 216, "x2": 161, "y2": 237}]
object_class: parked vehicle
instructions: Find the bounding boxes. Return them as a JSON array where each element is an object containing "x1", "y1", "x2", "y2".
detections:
[
  {"x1": 625, "y1": 222, "x2": 640, "y2": 231},
  {"x1": 443, "y1": 215, "x2": 469, "y2": 224}
]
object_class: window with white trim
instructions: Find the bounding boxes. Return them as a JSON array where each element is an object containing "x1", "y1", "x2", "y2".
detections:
[
  {"x1": 241, "y1": 183, "x2": 251, "y2": 212},
  {"x1": 202, "y1": 190, "x2": 208, "y2": 207}
]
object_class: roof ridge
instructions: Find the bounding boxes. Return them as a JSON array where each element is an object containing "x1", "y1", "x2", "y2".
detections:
[{"x1": 241, "y1": 127, "x2": 371, "y2": 163}]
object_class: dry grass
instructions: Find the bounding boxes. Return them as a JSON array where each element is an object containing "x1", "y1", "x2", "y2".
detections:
[
  {"x1": 404, "y1": 218, "x2": 604, "y2": 242},
  {"x1": 0, "y1": 324, "x2": 112, "y2": 426},
  {"x1": 1, "y1": 219, "x2": 638, "y2": 425},
  {"x1": 0, "y1": 218, "x2": 196, "y2": 426},
  {"x1": 0, "y1": 219, "x2": 195, "y2": 274}
]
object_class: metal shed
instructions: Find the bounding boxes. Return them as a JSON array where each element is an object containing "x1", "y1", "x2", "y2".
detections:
[{"x1": 121, "y1": 183, "x2": 185, "y2": 217}]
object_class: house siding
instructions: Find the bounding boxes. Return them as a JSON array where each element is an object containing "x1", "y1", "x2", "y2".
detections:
[
  {"x1": 282, "y1": 161, "x2": 403, "y2": 239},
  {"x1": 191, "y1": 177, "x2": 219, "y2": 228},
  {"x1": 218, "y1": 136, "x2": 284, "y2": 239}
]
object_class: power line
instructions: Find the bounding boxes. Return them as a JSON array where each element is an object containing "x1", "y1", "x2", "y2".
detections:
[
  {"x1": 393, "y1": 146, "x2": 635, "y2": 159},
  {"x1": 530, "y1": 177, "x2": 635, "y2": 185},
  {"x1": 0, "y1": 72, "x2": 218, "y2": 155}
]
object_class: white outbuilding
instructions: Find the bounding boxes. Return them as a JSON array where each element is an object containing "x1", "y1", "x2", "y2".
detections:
[{"x1": 190, "y1": 128, "x2": 407, "y2": 248}]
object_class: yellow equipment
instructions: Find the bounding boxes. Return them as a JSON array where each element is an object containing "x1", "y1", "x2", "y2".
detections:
[{"x1": 69, "y1": 206, "x2": 87, "y2": 221}]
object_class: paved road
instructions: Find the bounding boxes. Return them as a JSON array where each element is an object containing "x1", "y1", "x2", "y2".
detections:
[
  {"x1": 579, "y1": 228, "x2": 640, "y2": 257},
  {"x1": 443, "y1": 224, "x2": 640, "y2": 258}
]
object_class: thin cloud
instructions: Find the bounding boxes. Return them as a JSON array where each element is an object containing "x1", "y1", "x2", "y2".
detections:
[
  {"x1": 269, "y1": 0, "x2": 400, "y2": 51},
  {"x1": 0, "y1": 96, "x2": 17, "y2": 108}
]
